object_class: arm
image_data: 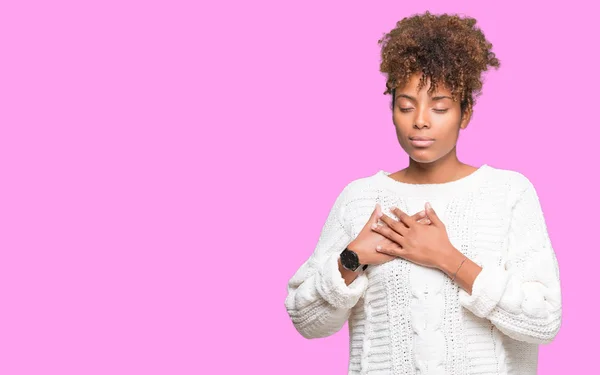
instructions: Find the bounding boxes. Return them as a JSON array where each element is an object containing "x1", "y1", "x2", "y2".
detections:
[
  {"x1": 457, "y1": 176, "x2": 562, "y2": 344},
  {"x1": 284, "y1": 184, "x2": 368, "y2": 339},
  {"x1": 439, "y1": 249, "x2": 482, "y2": 296}
]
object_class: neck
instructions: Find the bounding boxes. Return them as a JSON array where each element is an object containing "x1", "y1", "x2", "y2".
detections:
[{"x1": 402, "y1": 154, "x2": 468, "y2": 184}]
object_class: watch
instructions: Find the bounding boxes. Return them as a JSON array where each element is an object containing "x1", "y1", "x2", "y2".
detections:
[{"x1": 340, "y1": 247, "x2": 368, "y2": 272}]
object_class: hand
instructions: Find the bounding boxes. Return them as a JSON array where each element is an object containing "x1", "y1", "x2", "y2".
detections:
[
  {"x1": 371, "y1": 202, "x2": 455, "y2": 270},
  {"x1": 347, "y1": 203, "x2": 432, "y2": 267}
]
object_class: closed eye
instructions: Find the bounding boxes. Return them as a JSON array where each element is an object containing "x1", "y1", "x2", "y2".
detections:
[{"x1": 399, "y1": 108, "x2": 449, "y2": 113}]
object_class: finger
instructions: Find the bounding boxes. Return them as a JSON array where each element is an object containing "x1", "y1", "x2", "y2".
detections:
[
  {"x1": 413, "y1": 210, "x2": 431, "y2": 225},
  {"x1": 391, "y1": 207, "x2": 416, "y2": 228},
  {"x1": 379, "y1": 213, "x2": 408, "y2": 236},
  {"x1": 369, "y1": 203, "x2": 383, "y2": 224},
  {"x1": 410, "y1": 210, "x2": 426, "y2": 221},
  {"x1": 425, "y1": 202, "x2": 442, "y2": 226},
  {"x1": 374, "y1": 214, "x2": 407, "y2": 243},
  {"x1": 375, "y1": 243, "x2": 404, "y2": 257}
]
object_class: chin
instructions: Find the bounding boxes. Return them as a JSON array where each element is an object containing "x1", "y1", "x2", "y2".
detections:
[
  {"x1": 407, "y1": 151, "x2": 440, "y2": 163},
  {"x1": 401, "y1": 146, "x2": 431, "y2": 160},
  {"x1": 410, "y1": 156, "x2": 434, "y2": 163}
]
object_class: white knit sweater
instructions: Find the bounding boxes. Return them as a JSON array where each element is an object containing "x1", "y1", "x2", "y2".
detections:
[{"x1": 284, "y1": 164, "x2": 562, "y2": 375}]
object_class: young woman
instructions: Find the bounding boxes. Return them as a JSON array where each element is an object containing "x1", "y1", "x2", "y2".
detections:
[{"x1": 284, "y1": 11, "x2": 562, "y2": 375}]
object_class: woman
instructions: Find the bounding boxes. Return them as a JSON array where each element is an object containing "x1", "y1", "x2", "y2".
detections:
[{"x1": 284, "y1": 11, "x2": 562, "y2": 375}]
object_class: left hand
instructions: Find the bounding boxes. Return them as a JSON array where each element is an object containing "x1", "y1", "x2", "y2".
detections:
[{"x1": 371, "y1": 202, "x2": 456, "y2": 270}]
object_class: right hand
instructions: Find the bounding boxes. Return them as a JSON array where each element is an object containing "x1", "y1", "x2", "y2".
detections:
[{"x1": 348, "y1": 203, "x2": 431, "y2": 267}]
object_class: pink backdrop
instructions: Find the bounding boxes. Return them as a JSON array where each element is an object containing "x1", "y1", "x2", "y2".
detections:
[{"x1": 0, "y1": 1, "x2": 595, "y2": 374}]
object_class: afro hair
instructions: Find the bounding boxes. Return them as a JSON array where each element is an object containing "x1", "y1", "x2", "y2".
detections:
[{"x1": 378, "y1": 11, "x2": 501, "y2": 114}]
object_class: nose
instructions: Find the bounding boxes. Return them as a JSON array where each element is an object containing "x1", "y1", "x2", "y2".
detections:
[
  {"x1": 414, "y1": 109, "x2": 430, "y2": 129},
  {"x1": 413, "y1": 115, "x2": 429, "y2": 129}
]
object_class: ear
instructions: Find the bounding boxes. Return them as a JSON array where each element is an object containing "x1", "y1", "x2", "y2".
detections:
[{"x1": 459, "y1": 107, "x2": 472, "y2": 130}]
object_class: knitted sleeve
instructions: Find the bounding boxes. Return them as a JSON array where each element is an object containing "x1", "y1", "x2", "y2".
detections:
[
  {"x1": 459, "y1": 176, "x2": 562, "y2": 344},
  {"x1": 284, "y1": 184, "x2": 369, "y2": 339}
]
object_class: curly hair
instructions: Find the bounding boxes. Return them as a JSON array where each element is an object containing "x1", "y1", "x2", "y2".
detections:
[{"x1": 378, "y1": 11, "x2": 500, "y2": 114}]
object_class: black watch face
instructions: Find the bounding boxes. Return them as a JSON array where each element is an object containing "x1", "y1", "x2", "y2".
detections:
[{"x1": 341, "y1": 249, "x2": 360, "y2": 271}]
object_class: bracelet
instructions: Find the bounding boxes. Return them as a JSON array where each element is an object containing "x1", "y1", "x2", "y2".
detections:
[{"x1": 451, "y1": 256, "x2": 467, "y2": 282}]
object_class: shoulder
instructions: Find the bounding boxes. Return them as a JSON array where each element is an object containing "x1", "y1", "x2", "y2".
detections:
[
  {"x1": 338, "y1": 171, "x2": 381, "y2": 201},
  {"x1": 325, "y1": 171, "x2": 382, "y2": 218},
  {"x1": 483, "y1": 165, "x2": 542, "y2": 211},
  {"x1": 484, "y1": 164, "x2": 536, "y2": 193}
]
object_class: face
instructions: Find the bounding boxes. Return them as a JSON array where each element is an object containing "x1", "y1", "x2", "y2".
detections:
[{"x1": 392, "y1": 72, "x2": 471, "y2": 163}]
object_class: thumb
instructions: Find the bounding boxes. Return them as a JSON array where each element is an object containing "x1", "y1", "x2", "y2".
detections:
[{"x1": 425, "y1": 202, "x2": 441, "y2": 226}]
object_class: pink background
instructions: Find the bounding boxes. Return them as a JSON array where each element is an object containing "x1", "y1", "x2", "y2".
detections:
[{"x1": 0, "y1": 1, "x2": 596, "y2": 374}]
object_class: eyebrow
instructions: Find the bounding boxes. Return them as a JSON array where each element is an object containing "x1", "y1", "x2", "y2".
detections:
[{"x1": 396, "y1": 94, "x2": 453, "y2": 101}]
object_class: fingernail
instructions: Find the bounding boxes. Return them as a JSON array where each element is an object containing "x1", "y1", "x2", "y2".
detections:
[{"x1": 371, "y1": 223, "x2": 377, "y2": 229}]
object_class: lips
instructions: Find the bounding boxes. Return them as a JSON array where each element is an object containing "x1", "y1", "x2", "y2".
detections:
[{"x1": 409, "y1": 138, "x2": 435, "y2": 148}]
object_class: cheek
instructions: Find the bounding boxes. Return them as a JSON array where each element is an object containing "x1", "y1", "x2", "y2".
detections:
[{"x1": 393, "y1": 126, "x2": 408, "y2": 145}]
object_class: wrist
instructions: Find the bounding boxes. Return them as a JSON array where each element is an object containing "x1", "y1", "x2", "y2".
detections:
[
  {"x1": 338, "y1": 256, "x2": 360, "y2": 286},
  {"x1": 438, "y1": 246, "x2": 465, "y2": 275},
  {"x1": 341, "y1": 245, "x2": 368, "y2": 271}
]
